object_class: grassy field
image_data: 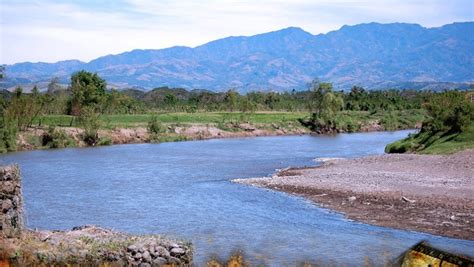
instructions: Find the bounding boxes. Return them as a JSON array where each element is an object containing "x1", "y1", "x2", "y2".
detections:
[
  {"x1": 385, "y1": 122, "x2": 474, "y2": 154},
  {"x1": 34, "y1": 110, "x2": 425, "y2": 129}
]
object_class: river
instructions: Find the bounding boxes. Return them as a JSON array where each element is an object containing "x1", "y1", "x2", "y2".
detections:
[{"x1": 0, "y1": 130, "x2": 472, "y2": 265}]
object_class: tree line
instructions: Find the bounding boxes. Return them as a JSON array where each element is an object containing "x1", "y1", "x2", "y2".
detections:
[
  {"x1": 1, "y1": 73, "x2": 435, "y2": 116},
  {"x1": 1, "y1": 70, "x2": 472, "y2": 152}
]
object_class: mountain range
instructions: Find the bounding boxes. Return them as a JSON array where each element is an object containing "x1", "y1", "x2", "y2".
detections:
[{"x1": 3, "y1": 22, "x2": 473, "y2": 92}]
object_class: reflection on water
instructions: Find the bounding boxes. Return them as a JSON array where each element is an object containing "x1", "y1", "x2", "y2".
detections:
[{"x1": 0, "y1": 131, "x2": 473, "y2": 265}]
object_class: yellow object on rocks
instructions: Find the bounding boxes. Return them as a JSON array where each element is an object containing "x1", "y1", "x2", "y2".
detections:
[{"x1": 399, "y1": 242, "x2": 473, "y2": 267}]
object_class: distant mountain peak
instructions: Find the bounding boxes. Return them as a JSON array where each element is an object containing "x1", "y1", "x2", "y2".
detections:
[
  {"x1": 338, "y1": 22, "x2": 424, "y2": 32},
  {"x1": 3, "y1": 22, "x2": 473, "y2": 92},
  {"x1": 273, "y1": 26, "x2": 309, "y2": 33}
]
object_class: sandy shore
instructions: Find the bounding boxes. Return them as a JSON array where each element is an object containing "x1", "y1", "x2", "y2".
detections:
[{"x1": 234, "y1": 150, "x2": 474, "y2": 240}]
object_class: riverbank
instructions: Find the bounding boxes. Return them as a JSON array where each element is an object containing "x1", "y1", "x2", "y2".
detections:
[
  {"x1": 233, "y1": 150, "x2": 474, "y2": 240},
  {"x1": 5, "y1": 109, "x2": 424, "y2": 153},
  {"x1": 1, "y1": 226, "x2": 193, "y2": 266},
  {"x1": 16, "y1": 115, "x2": 422, "y2": 152},
  {"x1": 0, "y1": 165, "x2": 193, "y2": 266},
  {"x1": 17, "y1": 122, "x2": 311, "y2": 151}
]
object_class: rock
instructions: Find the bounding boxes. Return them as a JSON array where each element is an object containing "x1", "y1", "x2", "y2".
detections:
[
  {"x1": 152, "y1": 257, "x2": 167, "y2": 266},
  {"x1": 139, "y1": 263, "x2": 151, "y2": 267},
  {"x1": 450, "y1": 215, "x2": 456, "y2": 221},
  {"x1": 68, "y1": 248, "x2": 78, "y2": 255},
  {"x1": 155, "y1": 246, "x2": 170, "y2": 259},
  {"x1": 442, "y1": 221, "x2": 455, "y2": 227},
  {"x1": 2, "y1": 198, "x2": 13, "y2": 211},
  {"x1": 134, "y1": 252, "x2": 142, "y2": 260},
  {"x1": 12, "y1": 195, "x2": 20, "y2": 206},
  {"x1": 71, "y1": 225, "x2": 94, "y2": 231},
  {"x1": 401, "y1": 196, "x2": 416, "y2": 203},
  {"x1": 127, "y1": 245, "x2": 138, "y2": 253},
  {"x1": 170, "y1": 243, "x2": 180, "y2": 249},
  {"x1": 107, "y1": 252, "x2": 120, "y2": 261},
  {"x1": 142, "y1": 251, "x2": 152, "y2": 263},
  {"x1": 347, "y1": 196, "x2": 357, "y2": 202},
  {"x1": 170, "y1": 247, "x2": 185, "y2": 256},
  {"x1": 2, "y1": 181, "x2": 16, "y2": 194},
  {"x1": 138, "y1": 245, "x2": 145, "y2": 253},
  {"x1": 148, "y1": 241, "x2": 157, "y2": 249}
]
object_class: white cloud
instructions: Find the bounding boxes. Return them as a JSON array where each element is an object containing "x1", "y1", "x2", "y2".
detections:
[{"x1": 0, "y1": 0, "x2": 472, "y2": 64}]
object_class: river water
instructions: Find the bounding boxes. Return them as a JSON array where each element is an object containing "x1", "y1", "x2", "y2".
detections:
[{"x1": 0, "y1": 130, "x2": 472, "y2": 265}]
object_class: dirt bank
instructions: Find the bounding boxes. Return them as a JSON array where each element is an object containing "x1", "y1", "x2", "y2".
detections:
[
  {"x1": 17, "y1": 122, "x2": 310, "y2": 151},
  {"x1": 15, "y1": 117, "x2": 408, "y2": 152},
  {"x1": 233, "y1": 150, "x2": 474, "y2": 240}
]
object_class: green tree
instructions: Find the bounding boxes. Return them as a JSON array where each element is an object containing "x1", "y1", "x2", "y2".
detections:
[
  {"x1": 264, "y1": 92, "x2": 280, "y2": 110},
  {"x1": 164, "y1": 93, "x2": 178, "y2": 111},
  {"x1": 345, "y1": 86, "x2": 368, "y2": 111},
  {"x1": 423, "y1": 90, "x2": 473, "y2": 133},
  {"x1": 70, "y1": 70, "x2": 107, "y2": 115},
  {"x1": 0, "y1": 67, "x2": 17, "y2": 153},
  {"x1": 309, "y1": 81, "x2": 334, "y2": 114},
  {"x1": 0, "y1": 112, "x2": 17, "y2": 153},
  {"x1": 70, "y1": 71, "x2": 107, "y2": 145},
  {"x1": 104, "y1": 89, "x2": 144, "y2": 114},
  {"x1": 305, "y1": 81, "x2": 344, "y2": 133},
  {"x1": 224, "y1": 90, "x2": 238, "y2": 111},
  {"x1": 27, "y1": 85, "x2": 46, "y2": 128}
]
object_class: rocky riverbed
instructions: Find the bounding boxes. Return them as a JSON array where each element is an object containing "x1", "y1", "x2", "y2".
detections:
[{"x1": 233, "y1": 150, "x2": 474, "y2": 240}]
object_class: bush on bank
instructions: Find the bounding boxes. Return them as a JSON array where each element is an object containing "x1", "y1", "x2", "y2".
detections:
[{"x1": 386, "y1": 91, "x2": 474, "y2": 154}]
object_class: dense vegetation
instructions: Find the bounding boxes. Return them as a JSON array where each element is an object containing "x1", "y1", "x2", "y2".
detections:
[
  {"x1": 385, "y1": 91, "x2": 474, "y2": 154},
  {"x1": 1, "y1": 70, "x2": 471, "y2": 153}
]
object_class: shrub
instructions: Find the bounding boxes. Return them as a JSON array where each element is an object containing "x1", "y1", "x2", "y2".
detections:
[
  {"x1": 385, "y1": 139, "x2": 413, "y2": 153},
  {"x1": 380, "y1": 111, "x2": 399, "y2": 131},
  {"x1": 78, "y1": 107, "x2": 102, "y2": 146},
  {"x1": 41, "y1": 127, "x2": 75, "y2": 149},
  {"x1": 333, "y1": 114, "x2": 360, "y2": 133},
  {"x1": 25, "y1": 133, "x2": 42, "y2": 148},
  {"x1": 148, "y1": 116, "x2": 165, "y2": 134}
]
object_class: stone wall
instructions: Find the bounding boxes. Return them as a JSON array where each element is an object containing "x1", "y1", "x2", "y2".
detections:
[{"x1": 0, "y1": 165, "x2": 23, "y2": 238}]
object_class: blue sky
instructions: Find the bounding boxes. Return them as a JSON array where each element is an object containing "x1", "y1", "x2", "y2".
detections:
[{"x1": 1, "y1": 0, "x2": 473, "y2": 64}]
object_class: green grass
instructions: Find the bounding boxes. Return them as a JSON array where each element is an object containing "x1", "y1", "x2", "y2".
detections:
[
  {"x1": 385, "y1": 122, "x2": 474, "y2": 154},
  {"x1": 34, "y1": 110, "x2": 425, "y2": 131},
  {"x1": 421, "y1": 123, "x2": 474, "y2": 154}
]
